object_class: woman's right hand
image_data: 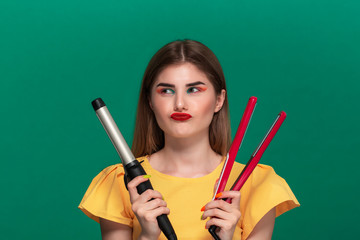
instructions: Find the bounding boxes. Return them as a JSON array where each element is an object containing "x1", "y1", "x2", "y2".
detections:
[{"x1": 127, "y1": 175, "x2": 170, "y2": 240}]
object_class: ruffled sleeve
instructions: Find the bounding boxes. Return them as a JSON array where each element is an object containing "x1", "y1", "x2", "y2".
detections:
[
  {"x1": 234, "y1": 163, "x2": 300, "y2": 239},
  {"x1": 78, "y1": 164, "x2": 135, "y2": 227}
]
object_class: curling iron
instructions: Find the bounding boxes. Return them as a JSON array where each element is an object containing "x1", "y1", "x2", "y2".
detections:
[{"x1": 91, "y1": 98, "x2": 177, "y2": 240}]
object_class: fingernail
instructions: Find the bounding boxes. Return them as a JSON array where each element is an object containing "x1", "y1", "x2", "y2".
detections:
[
  {"x1": 200, "y1": 214, "x2": 204, "y2": 220},
  {"x1": 205, "y1": 225, "x2": 207, "y2": 229},
  {"x1": 200, "y1": 206, "x2": 205, "y2": 212},
  {"x1": 143, "y1": 175, "x2": 151, "y2": 179},
  {"x1": 215, "y1": 192, "x2": 223, "y2": 198}
]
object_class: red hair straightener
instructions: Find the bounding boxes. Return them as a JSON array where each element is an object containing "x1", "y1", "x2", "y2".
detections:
[
  {"x1": 208, "y1": 97, "x2": 287, "y2": 240},
  {"x1": 212, "y1": 96, "x2": 257, "y2": 199}
]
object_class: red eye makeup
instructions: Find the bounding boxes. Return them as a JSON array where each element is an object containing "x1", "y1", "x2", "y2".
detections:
[
  {"x1": 156, "y1": 88, "x2": 175, "y2": 95},
  {"x1": 186, "y1": 86, "x2": 208, "y2": 94},
  {"x1": 155, "y1": 81, "x2": 208, "y2": 95}
]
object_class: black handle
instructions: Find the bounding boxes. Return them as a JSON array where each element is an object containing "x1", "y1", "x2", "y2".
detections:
[
  {"x1": 124, "y1": 160, "x2": 177, "y2": 240},
  {"x1": 208, "y1": 225, "x2": 221, "y2": 239}
]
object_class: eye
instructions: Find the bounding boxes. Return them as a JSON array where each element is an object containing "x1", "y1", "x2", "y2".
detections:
[
  {"x1": 157, "y1": 88, "x2": 175, "y2": 95},
  {"x1": 187, "y1": 87, "x2": 200, "y2": 94},
  {"x1": 187, "y1": 86, "x2": 207, "y2": 94}
]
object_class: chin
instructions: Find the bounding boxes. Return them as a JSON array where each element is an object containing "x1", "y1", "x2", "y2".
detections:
[
  {"x1": 168, "y1": 131, "x2": 192, "y2": 139},
  {"x1": 168, "y1": 128, "x2": 207, "y2": 140}
]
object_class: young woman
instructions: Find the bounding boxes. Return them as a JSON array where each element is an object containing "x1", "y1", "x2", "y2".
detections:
[{"x1": 79, "y1": 40, "x2": 299, "y2": 240}]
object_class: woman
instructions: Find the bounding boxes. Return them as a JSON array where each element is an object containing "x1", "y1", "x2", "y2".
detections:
[{"x1": 79, "y1": 40, "x2": 299, "y2": 240}]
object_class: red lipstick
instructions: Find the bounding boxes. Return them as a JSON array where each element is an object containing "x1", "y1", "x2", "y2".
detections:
[{"x1": 171, "y1": 113, "x2": 192, "y2": 121}]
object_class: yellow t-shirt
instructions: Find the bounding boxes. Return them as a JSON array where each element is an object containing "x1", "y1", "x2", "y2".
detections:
[{"x1": 78, "y1": 156, "x2": 299, "y2": 239}]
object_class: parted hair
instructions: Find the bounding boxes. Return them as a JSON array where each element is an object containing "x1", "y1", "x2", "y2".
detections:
[{"x1": 131, "y1": 39, "x2": 231, "y2": 157}]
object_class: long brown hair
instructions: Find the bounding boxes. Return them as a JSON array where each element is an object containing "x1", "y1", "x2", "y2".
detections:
[{"x1": 131, "y1": 40, "x2": 231, "y2": 157}]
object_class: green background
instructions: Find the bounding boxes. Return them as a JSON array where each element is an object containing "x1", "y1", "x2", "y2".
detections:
[{"x1": 1, "y1": 0, "x2": 359, "y2": 239}]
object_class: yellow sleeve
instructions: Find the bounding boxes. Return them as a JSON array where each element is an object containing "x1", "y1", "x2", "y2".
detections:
[
  {"x1": 78, "y1": 164, "x2": 135, "y2": 227},
  {"x1": 240, "y1": 164, "x2": 300, "y2": 239}
]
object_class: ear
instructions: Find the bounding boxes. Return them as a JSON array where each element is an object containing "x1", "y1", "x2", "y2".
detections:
[{"x1": 214, "y1": 89, "x2": 226, "y2": 113}]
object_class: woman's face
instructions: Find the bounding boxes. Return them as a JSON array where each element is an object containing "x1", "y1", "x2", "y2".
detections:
[{"x1": 150, "y1": 62, "x2": 225, "y2": 140}]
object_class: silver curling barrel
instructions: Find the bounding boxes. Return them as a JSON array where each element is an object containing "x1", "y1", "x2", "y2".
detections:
[{"x1": 91, "y1": 98, "x2": 177, "y2": 240}]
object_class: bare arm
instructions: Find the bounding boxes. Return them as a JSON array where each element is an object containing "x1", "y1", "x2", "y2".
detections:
[
  {"x1": 247, "y1": 207, "x2": 276, "y2": 240},
  {"x1": 100, "y1": 218, "x2": 132, "y2": 240}
]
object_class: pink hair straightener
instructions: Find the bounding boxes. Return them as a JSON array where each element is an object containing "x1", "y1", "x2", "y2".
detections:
[{"x1": 208, "y1": 97, "x2": 287, "y2": 240}]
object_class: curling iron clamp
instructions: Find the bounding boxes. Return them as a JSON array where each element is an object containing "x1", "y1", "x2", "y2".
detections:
[
  {"x1": 91, "y1": 98, "x2": 177, "y2": 240},
  {"x1": 208, "y1": 98, "x2": 287, "y2": 240}
]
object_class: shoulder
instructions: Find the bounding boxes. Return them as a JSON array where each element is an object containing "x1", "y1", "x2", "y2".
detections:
[
  {"x1": 233, "y1": 163, "x2": 300, "y2": 239},
  {"x1": 100, "y1": 163, "x2": 125, "y2": 174},
  {"x1": 251, "y1": 163, "x2": 278, "y2": 181},
  {"x1": 96, "y1": 156, "x2": 149, "y2": 181},
  {"x1": 232, "y1": 161, "x2": 275, "y2": 172},
  {"x1": 78, "y1": 162, "x2": 135, "y2": 225},
  {"x1": 99, "y1": 154, "x2": 148, "y2": 174},
  {"x1": 94, "y1": 163, "x2": 126, "y2": 182},
  {"x1": 232, "y1": 161, "x2": 278, "y2": 177},
  {"x1": 227, "y1": 162, "x2": 279, "y2": 188},
  {"x1": 251, "y1": 164, "x2": 287, "y2": 188},
  {"x1": 136, "y1": 155, "x2": 148, "y2": 163}
]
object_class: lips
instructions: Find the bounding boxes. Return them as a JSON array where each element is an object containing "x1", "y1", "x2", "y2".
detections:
[{"x1": 171, "y1": 113, "x2": 192, "y2": 121}]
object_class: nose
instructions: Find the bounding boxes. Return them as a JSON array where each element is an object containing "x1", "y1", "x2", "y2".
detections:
[{"x1": 174, "y1": 92, "x2": 188, "y2": 111}]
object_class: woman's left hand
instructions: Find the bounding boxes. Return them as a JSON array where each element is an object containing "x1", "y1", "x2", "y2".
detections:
[{"x1": 201, "y1": 191, "x2": 241, "y2": 240}]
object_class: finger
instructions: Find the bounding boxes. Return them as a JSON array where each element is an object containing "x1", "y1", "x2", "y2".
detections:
[
  {"x1": 216, "y1": 191, "x2": 241, "y2": 206},
  {"x1": 211, "y1": 190, "x2": 241, "y2": 203},
  {"x1": 127, "y1": 175, "x2": 151, "y2": 201},
  {"x1": 226, "y1": 191, "x2": 241, "y2": 207},
  {"x1": 141, "y1": 198, "x2": 167, "y2": 211},
  {"x1": 202, "y1": 208, "x2": 233, "y2": 221},
  {"x1": 203, "y1": 199, "x2": 232, "y2": 213},
  {"x1": 138, "y1": 189, "x2": 164, "y2": 203},
  {"x1": 131, "y1": 190, "x2": 166, "y2": 215},
  {"x1": 216, "y1": 191, "x2": 241, "y2": 210},
  {"x1": 142, "y1": 207, "x2": 170, "y2": 222},
  {"x1": 202, "y1": 193, "x2": 240, "y2": 214},
  {"x1": 205, "y1": 217, "x2": 234, "y2": 231},
  {"x1": 216, "y1": 191, "x2": 241, "y2": 200}
]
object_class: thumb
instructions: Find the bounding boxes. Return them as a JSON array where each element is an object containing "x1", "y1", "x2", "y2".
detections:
[{"x1": 213, "y1": 178, "x2": 220, "y2": 195}]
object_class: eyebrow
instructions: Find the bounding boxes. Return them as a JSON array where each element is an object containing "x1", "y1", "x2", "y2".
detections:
[{"x1": 156, "y1": 81, "x2": 205, "y2": 88}]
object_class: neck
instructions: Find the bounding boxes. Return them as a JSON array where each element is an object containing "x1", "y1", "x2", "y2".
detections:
[{"x1": 149, "y1": 132, "x2": 223, "y2": 178}]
